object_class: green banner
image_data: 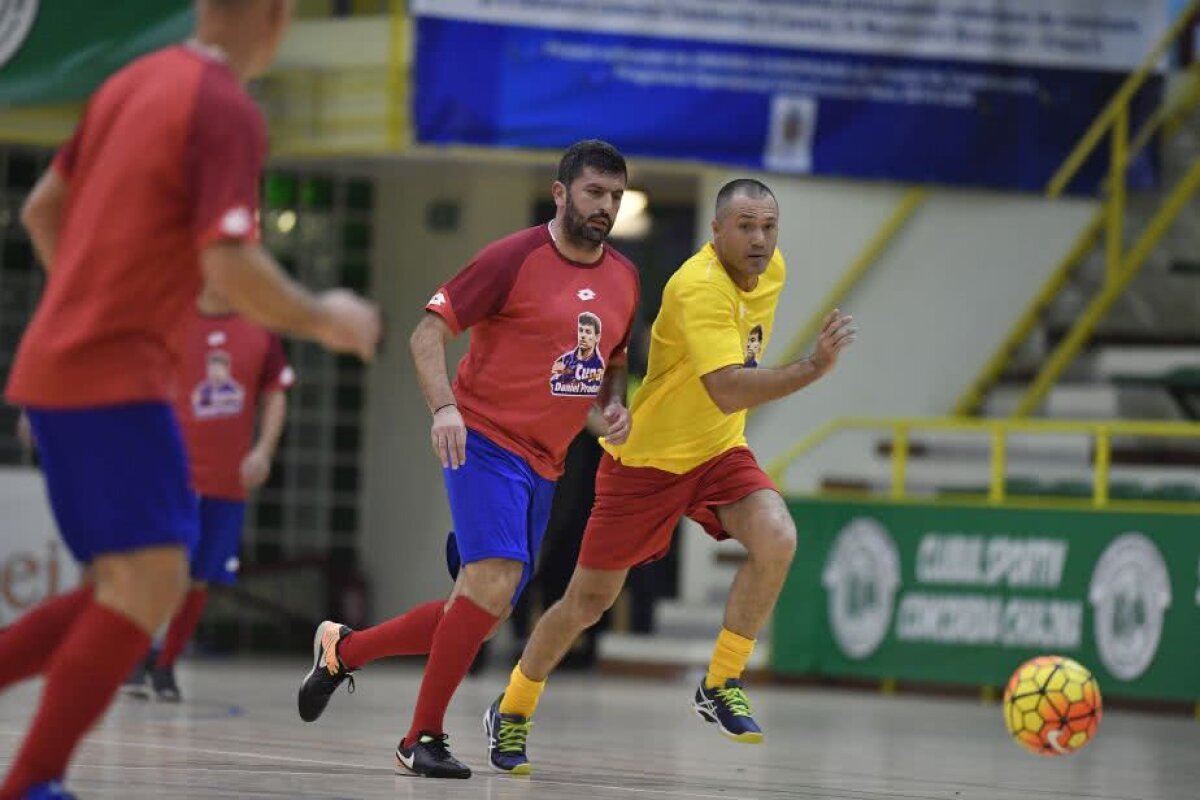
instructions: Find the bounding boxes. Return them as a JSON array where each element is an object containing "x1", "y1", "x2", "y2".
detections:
[
  {"x1": 774, "y1": 498, "x2": 1200, "y2": 702},
  {"x1": 0, "y1": 1, "x2": 192, "y2": 106}
]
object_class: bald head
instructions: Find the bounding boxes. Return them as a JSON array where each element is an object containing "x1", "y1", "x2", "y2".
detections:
[{"x1": 715, "y1": 179, "x2": 776, "y2": 220}]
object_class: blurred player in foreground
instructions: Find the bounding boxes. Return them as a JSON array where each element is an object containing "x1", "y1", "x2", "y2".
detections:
[{"x1": 0, "y1": 2, "x2": 379, "y2": 798}]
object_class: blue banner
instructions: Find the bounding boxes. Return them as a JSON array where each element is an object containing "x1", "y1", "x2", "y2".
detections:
[{"x1": 412, "y1": 1, "x2": 1167, "y2": 193}]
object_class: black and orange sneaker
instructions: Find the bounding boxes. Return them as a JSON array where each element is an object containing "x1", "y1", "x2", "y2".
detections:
[
  {"x1": 693, "y1": 678, "x2": 764, "y2": 743},
  {"x1": 297, "y1": 620, "x2": 355, "y2": 722},
  {"x1": 395, "y1": 732, "x2": 471, "y2": 779}
]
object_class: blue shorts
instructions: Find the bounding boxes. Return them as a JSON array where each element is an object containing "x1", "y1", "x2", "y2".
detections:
[
  {"x1": 443, "y1": 430, "x2": 556, "y2": 605},
  {"x1": 191, "y1": 496, "x2": 246, "y2": 584},
  {"x1": 26, "y1": 402, "x2": 199, "y2": 565}
]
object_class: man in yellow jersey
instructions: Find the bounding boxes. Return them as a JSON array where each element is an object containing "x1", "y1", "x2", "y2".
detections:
[{"x1": 483, "y1": 178, "x2": 856, "y2": 773}]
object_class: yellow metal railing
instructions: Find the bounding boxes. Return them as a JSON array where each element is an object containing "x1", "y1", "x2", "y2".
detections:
[
  {"x1": 1046, "y1": 0, "x2": 1200, "y2": 199},
  {"x1": 957, "y1": 1, "x2": 1200, "y2": 417},
  {"x1": 773, "y1": 188, "x2": 926, "y2": 365},
  {"x1": 767, "y1": 416, "x2": 1200, "y2": 512}
]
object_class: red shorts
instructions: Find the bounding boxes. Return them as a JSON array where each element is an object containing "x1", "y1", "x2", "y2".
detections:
[{"x1": 578, "y1": 447, "x2": 779, "y2": 571}]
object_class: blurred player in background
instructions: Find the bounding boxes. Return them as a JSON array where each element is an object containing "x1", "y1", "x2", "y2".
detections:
[
  {"x1": 123, "y1": 286, "x2": 295, "y2": 702},
  {"x1": 0, "y1": 2, "x2": 379, "y2": 798},
  {"x1": 297, "y1": 140, "x2": 639, "y2": 779},
  {"x1": 483, "y1": 179, "x2": 856, "y2": 774}
]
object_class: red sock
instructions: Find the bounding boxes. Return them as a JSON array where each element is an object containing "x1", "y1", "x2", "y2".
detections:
[
  {"x1": 156, "y1": 587, "x2": 208, "y2": 669},
  {"x1": 0, "y1": 586, "x2": 92, "y2": 692},
  {"x1": 404, "y1": 596, "x2": 497, "y2": 746},
  {"x1": 338, "y1": 600, "x2": 444, "y2": 670},
  {"x1": 0, "y1": 602, "x2": 150, "y2": 799}
]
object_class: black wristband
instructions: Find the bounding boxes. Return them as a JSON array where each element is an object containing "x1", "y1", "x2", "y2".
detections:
[{"x1": 433, "y1": 402, "x2": 457, "y2": 415}]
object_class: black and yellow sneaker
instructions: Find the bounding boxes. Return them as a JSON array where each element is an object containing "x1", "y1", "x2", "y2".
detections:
[
  {"x1": 395, "y1": 732, "x2": 471, "y2": 779},
  {"x1": 297, "y1": 620, "x2": 355, "y2": 722},
  {"x1": 483, "y1": 695, "x2": 533, "y2": 775},
  {"x1": 693, "y1": 678, "x2": 764, "y2": 743}
]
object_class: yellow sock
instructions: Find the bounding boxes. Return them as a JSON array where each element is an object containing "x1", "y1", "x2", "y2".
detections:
[
  {"x1": 499, "y1": 663, "x2": 545, "y2": 719},
  {"x1": 706, "y1": 628, "x2": 755, "y2": 689}
]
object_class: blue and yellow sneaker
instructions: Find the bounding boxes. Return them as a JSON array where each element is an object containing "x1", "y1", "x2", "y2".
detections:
[
  {"x1": 483, "y1": 695, "x2": 533, "y2": 775},
  {"x1": 23, "y1": 780, "x2": 77, "y2": 799},
  {"x1": 693, "y1": 678, "x2": 764, "y2": 743}
]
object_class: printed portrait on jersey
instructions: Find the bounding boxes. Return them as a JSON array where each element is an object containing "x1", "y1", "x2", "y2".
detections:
[
  {"x1": 550, "y1": 312, "x2": 606, "y2": 396},
  {"x1": 192, "y1": 350, "x2": 245, "y2": 419},
  {"x1": 744, "y1": 324, "x2": 764, "y2": 368}
]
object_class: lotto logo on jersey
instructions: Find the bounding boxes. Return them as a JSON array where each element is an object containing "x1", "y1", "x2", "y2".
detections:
[
  {"x1": 550, "y1": 312, "x2": 606, "y2": 397},
  {"x1": 428, "y1": 291, "x2": 447, "y2": 307}
]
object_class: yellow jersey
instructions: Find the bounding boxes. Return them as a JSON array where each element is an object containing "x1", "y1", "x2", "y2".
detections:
[{"x1": 603, "y1": 242, "x2": 785, "y2": 473}]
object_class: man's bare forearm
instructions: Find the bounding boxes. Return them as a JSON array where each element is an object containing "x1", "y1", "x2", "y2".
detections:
[
  {"x1": 703, "y1": 358, "x2": 827, "y2": 414},
  {"x1": 254, "y1": 391, "x2": 288, "y2": 457},
  {"x1": 597, "y1": 362, "x2": 628, "y2": 409},
  {"x1": 410, "y1": 314, "x2": 457, "y2": 412},
  {"x1": 202, "y1": 243, "x2": 324, "y2": 339}
]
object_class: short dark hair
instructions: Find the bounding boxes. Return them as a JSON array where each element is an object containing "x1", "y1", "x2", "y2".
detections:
[
  {"x1": 557, "y1": 140, "x2": 627, "y2": 187},
  {"x1": 715, "y1": 178, "x2": 776, "y2": 218},
  {"x1": 749, "y1": 325, "x2": 763, "y2": 341},
  {"x1": 578, "y1": 312, "x2": 602, "y2": 335}
]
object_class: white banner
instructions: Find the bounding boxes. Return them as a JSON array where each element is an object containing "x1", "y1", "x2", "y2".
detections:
[
  {"x1": 0, "y1": 468, "x2": 82, "y2": 626},
  {"x1": 413, "y1": 0, "x2": 1169, "y2": 71}
]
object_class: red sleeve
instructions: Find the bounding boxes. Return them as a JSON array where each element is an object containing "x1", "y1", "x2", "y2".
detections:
[
  {"x1": 259, "y1": 335, "x2": 294, "y2": 393},
  {"x1": 424, "y1": 232, "x2": 538, "y2": 334},
  {"x1": 608, "y1": 254, "x2": 641, "y2": 366},
  {"x1": 186, "y1": 67, "x2": 266, "y2": 249}
]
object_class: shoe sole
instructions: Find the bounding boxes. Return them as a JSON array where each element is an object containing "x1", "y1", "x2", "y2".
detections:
[
  {"x1": 482, "y1": 706, "x2": 533, "y2": 776},
  {"x1": 692, "y1": 702, "x2": 764, "y2": 744},
  {"x1": 120, "y1": 685, "x2": 151, "y2": 701}
]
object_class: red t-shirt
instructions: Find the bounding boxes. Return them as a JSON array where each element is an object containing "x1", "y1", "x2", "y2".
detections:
[
  {"x1": 176, "y1": 310, "x2": 293, "y2": 501},
  {"x1": 426, "y1": 224, "x2": 639, "y2": 479},
  {"x1": 6, "y1": 45, "x2": 266, "y2": 409}
]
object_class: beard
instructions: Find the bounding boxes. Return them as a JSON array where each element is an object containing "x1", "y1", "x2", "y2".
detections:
[{"x1": 563, "y1": 195, "x2": 612, "y2": 246}]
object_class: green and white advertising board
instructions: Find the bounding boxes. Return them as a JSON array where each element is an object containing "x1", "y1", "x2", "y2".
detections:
[{"x1": 774, "y1": 499, "x2": 1200, "y2": 702}]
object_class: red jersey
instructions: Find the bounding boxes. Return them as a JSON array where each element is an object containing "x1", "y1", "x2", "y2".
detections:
[
  {"x1": 176, "y1": 310, "x2": 293, "y2": 501},
  {"x1": 6, "y1": 45, "x2": 266, "y2": 409},
  {"x1": 426, "y1": 224, "x2": 639, "y2": 479}
]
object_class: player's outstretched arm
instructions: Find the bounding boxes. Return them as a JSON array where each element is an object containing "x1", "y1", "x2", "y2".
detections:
[
  {"x1": 21, "y1": 168, "x2": 68, "y2": 271},
  {"x1": 201, "y1": 241, "x2": 380, "y2": 362},
  {"x1": 700, "y1": 309, "x2": 856, "y2": 414},
  {"x1": 410, "y1": 312, "x2": 467, "y2": 469}
]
